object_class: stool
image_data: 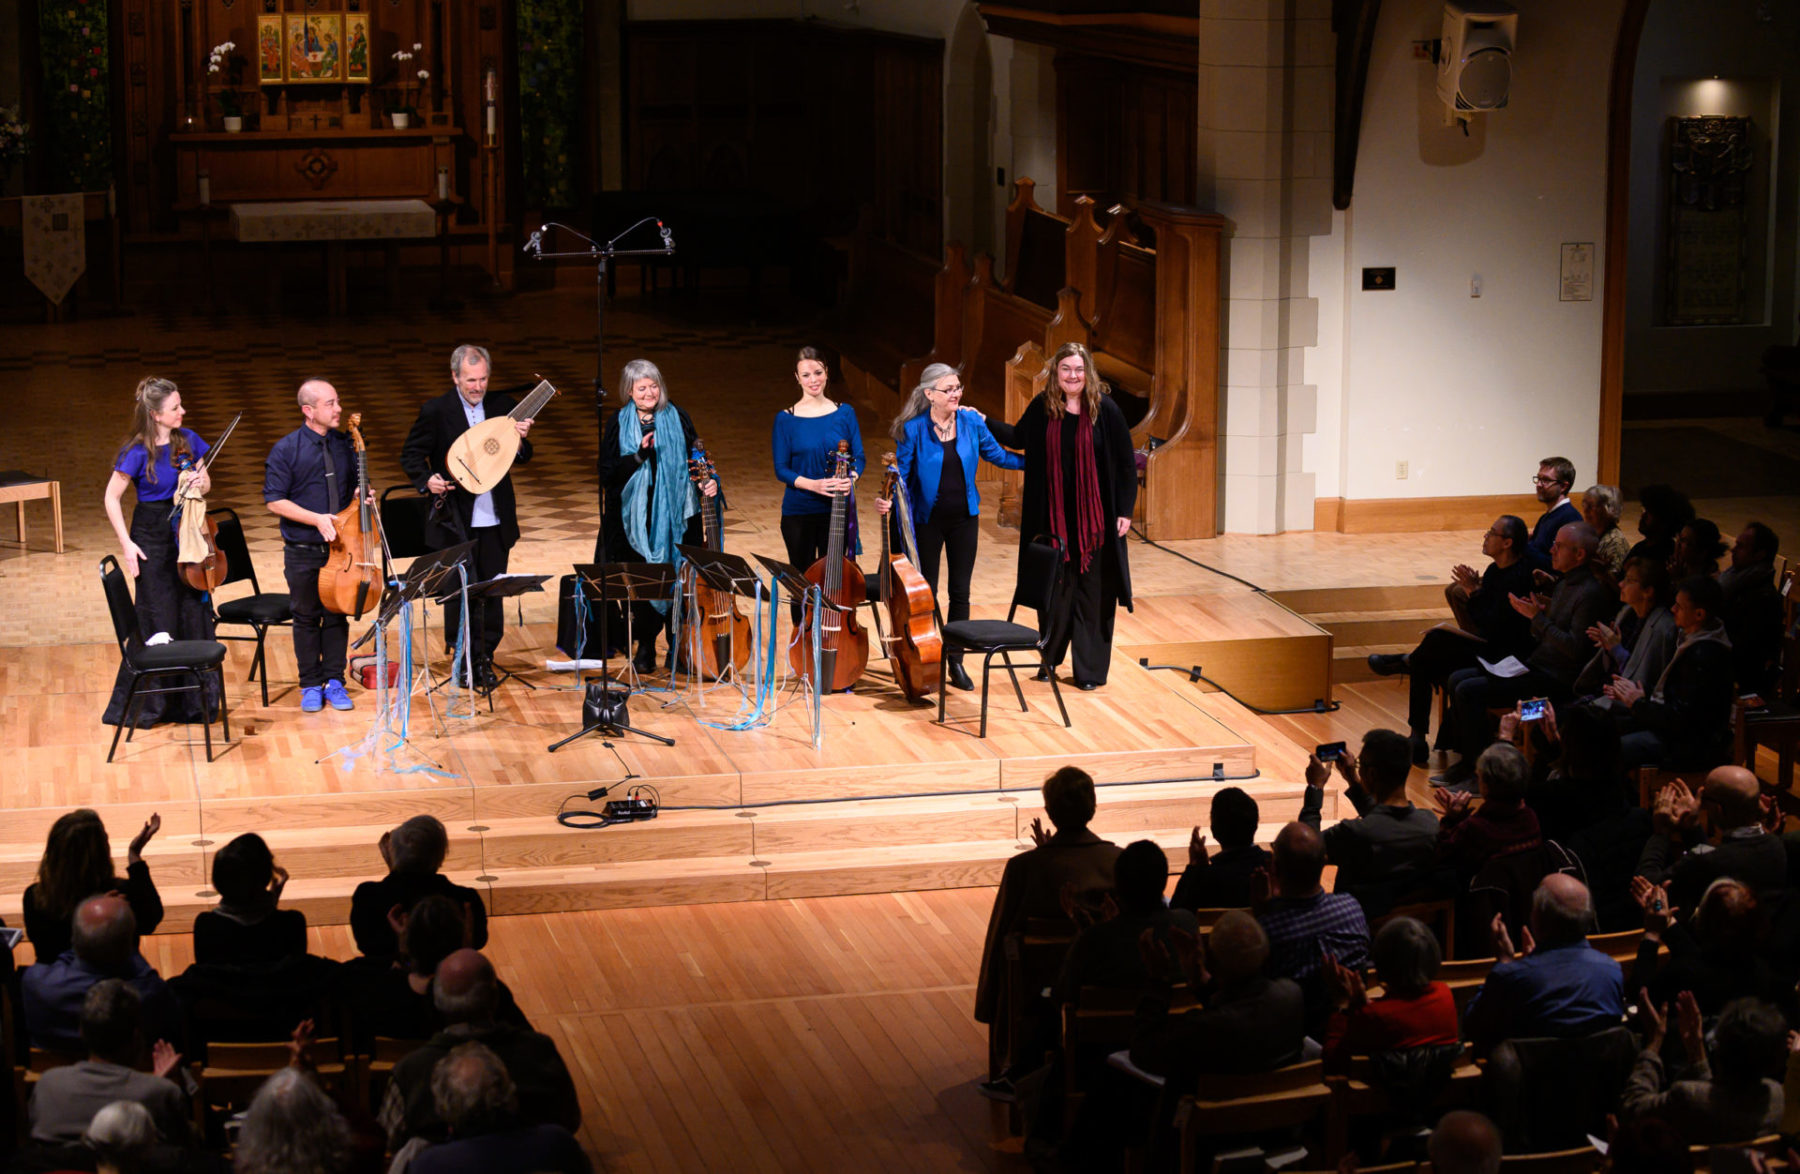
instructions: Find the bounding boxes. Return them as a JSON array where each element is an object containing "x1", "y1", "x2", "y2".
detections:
[{"x1": 0, "y1": 472, "x2": 63, "y2": 553}]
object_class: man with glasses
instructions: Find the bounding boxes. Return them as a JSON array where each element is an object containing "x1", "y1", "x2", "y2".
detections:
[
  {"x1": 1368, "y1": 515, "x2": 1535, "y2": 764},
  {"x1": 1434, "y1": 522, "x2": 1615, "y2": 786},
  {"x1": 1526, "y1": 457, "x2": 1581, "y2": 572}
]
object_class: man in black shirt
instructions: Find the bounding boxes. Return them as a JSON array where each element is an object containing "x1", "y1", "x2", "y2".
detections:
[
  {"x1": 1368, "y1": 515, "x2": 1534, "y2": 764},
  {"x1": 264, "y1": 379, "x2": 359, "y2": 713}
]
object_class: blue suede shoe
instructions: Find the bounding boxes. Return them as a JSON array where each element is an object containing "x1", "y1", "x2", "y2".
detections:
[
  {"x1": 323, "y1": 679, "x2": 354, "y2": 711},
  {"x1": 300, "y1": 686, "x2": 324, "y2": 713}
]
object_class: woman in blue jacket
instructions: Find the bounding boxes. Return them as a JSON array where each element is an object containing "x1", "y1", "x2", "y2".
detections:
[{"x1": 876, "y1": 363, "x2": 1023, "y2": 691}]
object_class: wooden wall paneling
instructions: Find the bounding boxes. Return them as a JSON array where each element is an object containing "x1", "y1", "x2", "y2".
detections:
[
  {"x1": 996, "y1": 340, "x2": 1049, "y2": 526},
  {"x1": 898, "y1": 241, "x2": 970, "y2": 395},
  {"x1": 1054, "y1": 54, "x2": 1198, "y2": 213}
]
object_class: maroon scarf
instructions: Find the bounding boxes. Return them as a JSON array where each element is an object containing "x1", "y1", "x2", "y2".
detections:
[{"x1": 1045, "y1": 402, "x2": 1105, "y2": 572}]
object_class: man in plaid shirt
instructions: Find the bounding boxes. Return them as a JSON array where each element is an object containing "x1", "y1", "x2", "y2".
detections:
[{"x1": 1255, "y1": 822, "x2": 1372, "y2": 1033}]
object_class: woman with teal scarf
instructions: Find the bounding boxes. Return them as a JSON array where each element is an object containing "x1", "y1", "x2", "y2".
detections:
[{"x1": 600, "y1": 359, "x2": 717, "y2": 673}]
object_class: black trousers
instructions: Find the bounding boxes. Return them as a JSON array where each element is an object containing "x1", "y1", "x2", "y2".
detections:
[
  {"x1": 914, "y1": 510, "x2": 980, "y2": 664},
  {"x1": 1043, "y1": 560, "x2": 1115, "y2": 686},
  {"x1": 284, "y1": 542, "x2": 349, "y2": 689},
  {"x1": 1406, "y1": 627, "x2": 1487, "y2": 737},
  {"x1": 442, "y1": 525, "x2": 509, "y2": 663},
  {"x1": 781, "y1": 513, "x2": 832, "y2": 623},
  {"x1": 103, "y1": 500, "x2": 220, "y2": 725},
  {"x1": 1446, "y1": 663, "x2": 1566, "y2": 764}
]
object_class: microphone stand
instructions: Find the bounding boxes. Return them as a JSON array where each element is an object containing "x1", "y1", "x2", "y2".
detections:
[{"x1": 522, "y1": 218, "x2": 675, "y2": 536}]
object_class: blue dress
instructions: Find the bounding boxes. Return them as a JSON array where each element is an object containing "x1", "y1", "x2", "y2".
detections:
[{"x1": 772, "y1": 402, "x2": 865, "y2": 557}]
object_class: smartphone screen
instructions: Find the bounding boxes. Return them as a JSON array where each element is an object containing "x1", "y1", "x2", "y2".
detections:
[
  {"x1": 0, "y1": 927, "x2": 22, "y2": 950},
  {"x1": 1519, "y1": 698, "x2": 1546, "y2": 722},
  {"x1": 1315, "y1": 741, "x2": 1346, "y2": 762}
]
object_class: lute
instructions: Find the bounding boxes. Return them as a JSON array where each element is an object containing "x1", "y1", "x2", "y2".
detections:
[{"x1": 446, "y1": 376, "x2": 559, "y2": 494}]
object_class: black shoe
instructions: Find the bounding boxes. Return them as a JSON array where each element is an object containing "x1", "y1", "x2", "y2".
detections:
[
  {"x1": 1033, "y1": 666, "x2": 1053, "y2": 682},
  {"x1": 1367, "y1": 653, "x2": 1409, "y2": 677},
  {"x1": 632, "y1": 645, "x2": 659, "y2": 675},
  {"x1": 946, "y1": 662, "x2": 974, "y2": 691},
  {"x1": 1430, "y1": 762, "x2": 1476, "y2": 788},
  {"x1": 976, "y1": 1076, "x2": 1018, "y2": 1103},
  {"x1": 1409, "y1": 734, "x2": 1430, "y2": 767},
  {"x1": 1077, "y1": 681, "x2": 1100, "y2": 692},
  {"x1": 474, "y1": 660, "x2": 501, "y2": 690}
]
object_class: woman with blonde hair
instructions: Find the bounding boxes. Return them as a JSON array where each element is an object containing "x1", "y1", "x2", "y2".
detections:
[
  {"x1": 876, "y1": 363, "x2": 1023, "y2": 690},
  {"x1": 1581, "y1": 484, "x2": 1630, "y2": 577},
  {"x1": 1000, "y1": 342, "x2": 1137, "y2": 690},
  {"x1": 100, "y1": 376, "x2": 218, "y2": 727}
]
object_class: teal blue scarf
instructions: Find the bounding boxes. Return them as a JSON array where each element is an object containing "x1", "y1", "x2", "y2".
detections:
[{"x1": 620, "y1": 405, "x2": 698, "y2": 615}]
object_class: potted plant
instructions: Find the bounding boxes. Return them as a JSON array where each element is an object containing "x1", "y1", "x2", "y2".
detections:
[
  {"x1": 388, "y1": 43, "x2": 429, "y2": 128},
  {"x1": 0, "y1": 105, "x2": 28, "y2": 190},
  {"x1": 208, "y1": 40, "x2": 245, "y2": 131}
]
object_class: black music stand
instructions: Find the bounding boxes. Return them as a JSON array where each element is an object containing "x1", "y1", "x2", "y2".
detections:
[
  {"x1": 438, "y1": 573, "x2": 551, "y2": 708},
  {"x1": 547, "y1": 562, "x2": 680, "y2": 751},
  {"x1": 676, "y1": 544, "x2": 763, "y2": 687},
  {"x1": 753, "y1": 553, "x2": 843, "y2": 749}
]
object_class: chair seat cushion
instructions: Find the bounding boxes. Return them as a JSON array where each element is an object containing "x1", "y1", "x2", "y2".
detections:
[
  {"x1": 128, "y1": 640, "x2": 228, "y2": 671},
  {"x1": 943, "y1": 619, "x2": 1039, "y2": 650},
  {"x1": 217, "y1": 593, "x2": 294, "y2": 625}
]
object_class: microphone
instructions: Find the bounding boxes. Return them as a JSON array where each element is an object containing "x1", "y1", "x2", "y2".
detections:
[
  {"x1": 658, "y1": 220, "x2": 674, "y2": 252},
  {"x1": 523, "y1": 229, "x2": 542, "y2": 256}
]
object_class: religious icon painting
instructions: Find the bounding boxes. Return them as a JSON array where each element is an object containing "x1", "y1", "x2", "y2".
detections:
[
  {"x1": 344, "y1": 14, "x2": 371, "y2": 83},
  {"x1": 256, "y1": 15, "x2": 284, "y2": 84},
  {"x1": 285, "y1": 13, "x2": 345, "y2": 84}
]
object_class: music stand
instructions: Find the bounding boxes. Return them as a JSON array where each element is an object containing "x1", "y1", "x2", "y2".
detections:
[
  {"x1": 547, "y1": 562, "x2": 680, "y2": 751},
  {"x1": 437, "y1": 573, "x2": 551, "y2": 708},
  {"x1": 676, "y1": 544, "x2": 762, "y2": 693},
  {"x1": 755, "y1": 553, "x2": 846, "y2": 749}
]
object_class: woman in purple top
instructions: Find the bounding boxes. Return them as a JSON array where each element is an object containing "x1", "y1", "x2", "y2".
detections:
[{"x1": 100, "y1": 376, "x2": 218, "y2": 726}]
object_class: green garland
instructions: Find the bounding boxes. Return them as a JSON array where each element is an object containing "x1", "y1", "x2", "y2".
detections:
[
  {"x1": 38, "y1": 0, "x2": 112, "y2": 193},
  {"x1": 516, "y1": 0, "x2": 579, "y2": 209}
]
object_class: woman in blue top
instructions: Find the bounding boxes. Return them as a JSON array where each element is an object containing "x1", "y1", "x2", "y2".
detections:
[
  {"x1": 101, "y1": 376, "x2": 219, "y2": 726},
  {"x1": 875, "y1": 363, "x2": 1023, "y2": 691},
  {"x1": 771, "y1": 347, "x2": 865, "y2": 615}
]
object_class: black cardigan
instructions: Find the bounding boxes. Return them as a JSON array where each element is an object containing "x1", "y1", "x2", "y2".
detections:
[
  {"x1": 598, "y1": 404, "x2": 705, "y2": 563},
  {"x1": 997, "y1": 394, "x2": 1137, "y2": 610}
]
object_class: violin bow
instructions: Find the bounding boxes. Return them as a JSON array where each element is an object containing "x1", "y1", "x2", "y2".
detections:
[{"x1": 198, "y1": 411, "x2": 245, "y2": 471}]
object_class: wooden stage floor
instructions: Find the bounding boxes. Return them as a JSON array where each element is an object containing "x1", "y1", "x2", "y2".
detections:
[{"x1": 1, "y1": 589, "x2": 1328, "y2": 930}]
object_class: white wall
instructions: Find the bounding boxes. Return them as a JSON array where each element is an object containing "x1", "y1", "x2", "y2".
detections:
[
  {"x1": 1317, "y1": 0, "x2": 1621, "y2": 504},
  {"x1": 1622, "y1": 0, "x2": 1800, "y2": 398}
]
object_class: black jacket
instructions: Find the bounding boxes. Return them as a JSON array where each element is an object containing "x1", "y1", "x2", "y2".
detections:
[
  {"x1": 1000, "y1": 393, "x2": 1137, "y2": 610},
  {"x1": 598, "y1": 404, "x2": 704, "y2": 563},
  {"x1": 1527, "y1": 563, "x2": 1617, "y2": 685},
  {"x1": 1628, "y1": 634, "x2": 1736, "y2": 769},
  {"x1": 400, "y1": 389, "x2": 534, "y2": 550}
]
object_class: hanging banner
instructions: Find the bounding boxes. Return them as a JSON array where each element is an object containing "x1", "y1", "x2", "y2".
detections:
[{"x1": 21, "y1": 192, "x2": 88, "y2": 305}]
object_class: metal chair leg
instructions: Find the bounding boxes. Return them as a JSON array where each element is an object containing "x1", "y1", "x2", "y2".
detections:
[
  {"x1": 979, "y1": 652, "x2": 995, "y2": 739},
  {"x1": 1047, "y1": 673, "x2": 1070, "y2": 728},
  {"x1": 107, "y1": 676, "x2": 139, "y2": 763},
  {"x1": 195, "y1": 671, "x2": 214, "y2": 763},
  {"x1": 217, "y1": 666, "x2": 231, "y2": 744},
  {"x1": 999, "y1": 650, "x2": 1028, "y2": 712}
]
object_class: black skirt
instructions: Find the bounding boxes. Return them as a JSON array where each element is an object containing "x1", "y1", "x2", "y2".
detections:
[{"x1": 102, "y1": 499, "x2": 221, "y2": 726}]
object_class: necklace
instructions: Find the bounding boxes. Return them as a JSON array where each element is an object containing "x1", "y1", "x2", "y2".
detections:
[{"x1": 931, "y1": 412, "x2": 956, "y2": 440}]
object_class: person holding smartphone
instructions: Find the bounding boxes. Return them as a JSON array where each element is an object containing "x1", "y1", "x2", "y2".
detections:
[{"x1": 1300, "y1": 729, "x2": 1439, "y2": 905}]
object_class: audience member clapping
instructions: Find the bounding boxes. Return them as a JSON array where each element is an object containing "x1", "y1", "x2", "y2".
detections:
[
  {"x1": 350, "y1": 815, "x2": 489, "y2": 965},
  {"x1": 1582, "y1": 485, "x2": 1632, "y2": 577},
  {"x1": 1610, "y1": 576, "x2": 1737, "y2": 771},
  {"x1": 1054, "y1": 841, "x2": 1198, "y2": 1000},
  {"x1": 193, "y1": 833, "x2": 307, "y2": 969},
  {"x1": 28, "y1": 979, "x2": 189, "y2": 1146},
  {"x1": 1636, "y1": 766, "x2": 1785, "y2": 912},
  {"x1": 1622, "y1": 992, "x2": 1785, "y2": 1143},
  {"x1": 1170, "y1": 787, "x2": 1268, "y2": 910},
  {"x1": 22, "y1": 894, "x2": 183, "y2": 1054},
  {"x1": 1631, "y1": 877, "x2": 1790, "y2": 1019},
  {"x1": 1301, "y1": 729, "x2": 1439, "y2": 911},
  {"x1": 1320, "y1": 915, "x2": 1460, "y2": 1073},
  {"x1": 1462, "y1": 875, "x2": 1623, "y2": 1056},
  {"x1": 407, "y1": 1042, "x2": 589, "y2": 1174},
  {"x1": 1573, "y1": 557, "x2": 1678, "y2": 705},
  {"x1": 231, "y1": 1067, "x2": 352, "y2": 1174},
  {"x1": 24, "y1": 809, "x2": 164, "y2": 965},
  {"x1": 1436, "y1": 743, "x2": 1543, "y2": 879},
  {"x1": 380, "y1": 949, "x2": 579, "y2": 1154}
]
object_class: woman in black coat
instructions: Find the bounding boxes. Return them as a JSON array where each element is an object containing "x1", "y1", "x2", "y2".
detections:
[
  {"x1": 599, "y1": 358, "x2": 715, "y2": 674},
  {"x1": 996, "y1": 342, "x2": 1137, "y2": 689}
]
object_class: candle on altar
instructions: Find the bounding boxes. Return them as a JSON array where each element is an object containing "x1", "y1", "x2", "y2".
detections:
[
  {"x1": 197, "y1": 172, "x2": 211, "y2": 207},
  {"x1": 437, "y1": 167, "x2": 450, "y2": 202}
]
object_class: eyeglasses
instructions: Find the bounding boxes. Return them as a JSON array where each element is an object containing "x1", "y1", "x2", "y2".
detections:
[
  {"x1": 1532, "y1": 475, "x2": 1563, "y2": 486},
  {"x1": 932, "y1": 384, "x2": 964, "y2": 395}
]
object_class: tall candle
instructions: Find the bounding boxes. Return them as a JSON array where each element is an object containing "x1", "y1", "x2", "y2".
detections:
[
  {"x1": 437, "y1": 168, "x2": 450, "y2": 202},
  {"x1": 197, "y1": 172, "x2": 211, "y2": 207},
  {"x1": 486, "y1": 105, "x2": 496, "y2": 142}
]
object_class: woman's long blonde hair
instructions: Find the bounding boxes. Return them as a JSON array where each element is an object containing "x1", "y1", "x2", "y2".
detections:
[
  {"x1": 119, "y1": 376, "x2": 192, "y2": 485},
  {"x1": 1042, "y1": 342, "x2": 1106, "y2": 419}
]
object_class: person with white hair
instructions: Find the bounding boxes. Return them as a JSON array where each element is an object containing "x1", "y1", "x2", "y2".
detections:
[
  {"x1": 872, "y1": 363, "x2": 1024, "y2": 692},
  {"x1": 233, "y1": 1067, "x2": 352, "y2": 1174},
  {"x1": 83, "y1": 1100, "x2": 158, "y2": 1174},
  {"x1": 599, "y1": 357, "x2": 717, "y2": 674}
]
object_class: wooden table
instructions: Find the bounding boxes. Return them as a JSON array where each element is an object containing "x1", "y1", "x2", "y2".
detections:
[
  {"x1": 0, "y1": 474, "x2": 64, "y2": 554},
  {"x1": 230, "y1": 199, "x2": 439, "y2": 316}
]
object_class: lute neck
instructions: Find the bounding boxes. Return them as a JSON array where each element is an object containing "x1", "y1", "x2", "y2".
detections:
[{"x1": 508, "y1": 379, "x2": 556, "y2": 421}]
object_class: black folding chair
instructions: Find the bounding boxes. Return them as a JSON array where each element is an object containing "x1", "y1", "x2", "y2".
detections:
[
  {"x1": 379, "y1": 484, "x2": 431, "y2": 559},
  {"x1": 207, "y1": 507, "x2": 293, "y2": 706},
  {"x1": 98, "y1": 555, "x2": 231, "y2": 762},
  {"x1": 936, "y1": 533, "x2": 1070, "y2": 738}
]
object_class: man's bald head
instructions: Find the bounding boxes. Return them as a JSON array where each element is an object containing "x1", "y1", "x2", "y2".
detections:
[
  {"x1": 1272, "y1": 821, "x2": 1326, "y2": 897},
  {"x1": 71, "y1": 894, "x2": 137, "y2": 971},
  {"x1": 1206, "y1": 911, "x2": 1270, "y2": 985},
  {"x1": 1530, "y1": 874, "x2": 1593, "y2": 947},
  {"x1": 1702, "y1": 766, "x2": 1763, "y2": 829},
  {"x1": 1429, "y1": 1111, "x2": 1502, "y2": 1174},
  {"x1": 432, "y1": 948, "x2": 499, "y2": 1025},
  {"x1": 297, "y1": 379, "x2": 334, "y2": 408}
]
